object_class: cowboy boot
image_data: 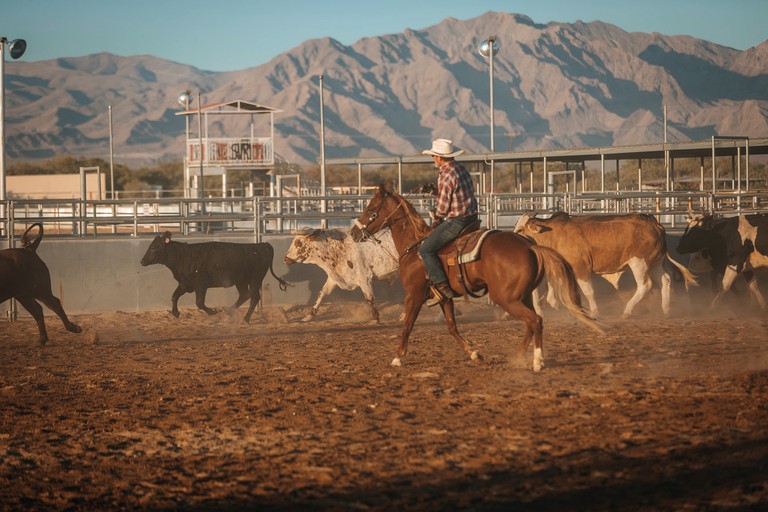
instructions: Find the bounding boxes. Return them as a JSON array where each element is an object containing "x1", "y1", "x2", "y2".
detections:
[{"x1": 425, "y1": 281, "x2": 458, "y2": 307}]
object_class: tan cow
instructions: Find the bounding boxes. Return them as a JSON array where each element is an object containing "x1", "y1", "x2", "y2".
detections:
[{"x1": 514, "y1": 212, "x2": 697, "y2": 317}]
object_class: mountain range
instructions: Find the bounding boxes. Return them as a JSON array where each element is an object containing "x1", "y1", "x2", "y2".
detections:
[{"x1": 4, "y1": 11, "x2": 768, "y2": 169}]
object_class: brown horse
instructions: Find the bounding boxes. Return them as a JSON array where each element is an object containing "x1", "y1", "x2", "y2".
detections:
[{"x1": 350, "y1": 185, "x2": 603, "y2": 371}]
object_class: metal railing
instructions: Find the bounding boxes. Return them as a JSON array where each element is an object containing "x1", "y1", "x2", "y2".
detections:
[{"x1": 3, "y1": 189, "x2": 768, "y2": 244}]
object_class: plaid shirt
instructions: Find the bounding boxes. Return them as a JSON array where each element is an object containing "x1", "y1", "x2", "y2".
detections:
[{"x1": 435, "y1": 160, "x2": 478, "y2": 219}]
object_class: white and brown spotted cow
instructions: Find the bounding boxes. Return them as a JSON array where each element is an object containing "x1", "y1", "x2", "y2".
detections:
[
  {"x1": 284, "y1": 228, "x2": 399, "y2": 322},
  {"x1": 677, "y1": 212, "x2": 768, "y2": 309},
  {"x1": 514, "y1": 212, "x2": 697, "y2": 317}
]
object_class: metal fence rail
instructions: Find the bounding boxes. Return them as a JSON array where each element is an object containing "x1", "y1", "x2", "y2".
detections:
[{"x1": 3, "y1": 190, "x2": 768, "y2": 245}]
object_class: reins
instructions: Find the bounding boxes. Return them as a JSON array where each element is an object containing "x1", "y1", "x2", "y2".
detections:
[
  {"x1": 389, "y1": 194, "x2": 431, "y2": 261},
  {"x1": 356, "y1": 191, "x2": 432, "y2": 261},
  {"x1": 368, "y1": 230, "x2": 400, "y2": 264}
]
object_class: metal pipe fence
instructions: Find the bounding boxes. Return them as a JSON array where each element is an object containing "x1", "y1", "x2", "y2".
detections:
[{"x1": 3, "y1": 189, "x2": 768, "y2": 246}]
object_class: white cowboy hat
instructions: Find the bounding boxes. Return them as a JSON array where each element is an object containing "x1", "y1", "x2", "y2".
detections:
[{"x1": 421, "y1": 138, "x2": 464, "y2": 158}]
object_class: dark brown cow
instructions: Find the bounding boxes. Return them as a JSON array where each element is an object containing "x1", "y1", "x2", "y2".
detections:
[
  {"x1": 514, "y1": 212, "x2": 697, "y2": 317},
  {"x1": 0, "y1": 224, "x2": 82, "y2": 344},
  {"x1": 140, "y1": 232, "x2": 288, "y2": 322}
]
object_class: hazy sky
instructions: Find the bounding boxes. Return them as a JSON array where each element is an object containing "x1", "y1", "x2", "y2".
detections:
[{"x1": 3, "y1": 0, "x2": 767, "y2": 72}]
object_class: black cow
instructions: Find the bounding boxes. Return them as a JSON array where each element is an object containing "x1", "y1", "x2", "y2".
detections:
[
  {"x1": 140, "y1": 232, "x2": 289, "y2": 322},
  {"x1": 677, "y1": 213, "x2": 768, "y2": 309},
  {"x1": 0, "y1": 223, "x2": 82, "y2": 344}
]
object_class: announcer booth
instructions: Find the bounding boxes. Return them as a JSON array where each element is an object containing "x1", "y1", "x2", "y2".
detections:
[{"x1": 176, "y1": 99, "x2": 283, "y2": 199}]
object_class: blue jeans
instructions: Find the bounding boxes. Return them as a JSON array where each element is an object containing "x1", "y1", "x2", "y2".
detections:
[{"x1": 418, "y1": 215, "x2": 477, "y2": 284}]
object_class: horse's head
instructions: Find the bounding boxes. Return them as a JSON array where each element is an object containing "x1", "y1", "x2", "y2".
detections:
[{"x1": 351, "y1": 184, "x2": 396, "y2": 242}]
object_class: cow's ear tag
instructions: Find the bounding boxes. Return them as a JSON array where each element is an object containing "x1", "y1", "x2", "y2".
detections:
[{"x1": 164, "y1": 237, "x2": 171, "y2": 244}]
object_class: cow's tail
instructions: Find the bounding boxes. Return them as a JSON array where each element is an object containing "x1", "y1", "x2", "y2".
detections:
[
  {"x1": 20, "y1": 223, "x2": 44, "y2": 252},
  {"x1": 531, "y1": 245, "x2": 605, "y2": 335},
  {"x1": 259, "y1": 243, "x2": 292, "y2": 292},
  {"x1": 664, "y1": 253, "x2": 698, "y2": 290},
  {"x1": 270, "y1": 264, "x2": 291, "y2": 292}
]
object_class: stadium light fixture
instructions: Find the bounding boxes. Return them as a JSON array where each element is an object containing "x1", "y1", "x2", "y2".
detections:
[
  {"x1": 478, "y1": 36, "x2": 499, "y2": 194},
  {"x1": 178, "y1": 90, "x2": 193, "y2": 198},
  {"x1": 1, "y1": 36, "x2": 26, "y2": 209}
]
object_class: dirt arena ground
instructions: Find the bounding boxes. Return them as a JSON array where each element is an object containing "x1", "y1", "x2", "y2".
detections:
[{"x1": 1, "y1": 290, "x2": 767, "y2": 511}]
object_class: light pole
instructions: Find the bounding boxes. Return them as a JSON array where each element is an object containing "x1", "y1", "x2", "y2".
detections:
[
  {"x1": 177, "y1": 90, "x2": 192, "y2": 199},
  {"x1": 0, "y1": 35, "x2": 26, "y2": 221},
  {"x1": 478, "y1": 35, "x2": 499, "y2": 193},
  {"x1": 196, "y1": 91, "x2": 205, "y2": 214},
  {"x1": 108, "y1": 105, "x2": 114, "y2": 199},
  {"x1": 318, "y1": 75, "x2": 327, "y2": 228}
]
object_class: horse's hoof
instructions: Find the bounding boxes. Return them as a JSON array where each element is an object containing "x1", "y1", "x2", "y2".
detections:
[
  {"x1": 68, "y1": 323, "x2": 82, "y2": 334},
  {"x1": 391, "y1": 358, "x2": 402, "y2": 367},
  {"x1": 470, "y1": 350, "x2": 481, "y2": 362}
]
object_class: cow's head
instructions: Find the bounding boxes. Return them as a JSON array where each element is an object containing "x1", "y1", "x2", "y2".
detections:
[
  {"x1": 284, "y1": 229, "x2": 319, "y2": 265},
  {"x1": 140, "y1": 231, "x2": 173, "y2": 266},
  {"x1": 512, "y1": 213, "x2": 535, "y2": 234},
  {"x1": 513, "y1": 213, "x2": 553, "y2": 238},
  {"x1": 677, "y1": 212, "x2": 715, "y2": 254}
]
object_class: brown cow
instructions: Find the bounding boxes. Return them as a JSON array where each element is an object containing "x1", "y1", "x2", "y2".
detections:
[
  {"x1": 0, "y1": 223, "x2": 82, "y2": 344},
  {"x1": 514, "y1": 212, "x2": 697, "y2": 317}
]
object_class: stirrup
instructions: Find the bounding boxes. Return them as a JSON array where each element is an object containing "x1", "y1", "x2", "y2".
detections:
[{"x1": 425, "y1": 283, "x2": 454, "y2": 307}]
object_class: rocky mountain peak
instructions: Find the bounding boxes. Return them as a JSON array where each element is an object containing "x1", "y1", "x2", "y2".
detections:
[{"x1": 4, "y1": 11, "x2": 767, "y2": 167}]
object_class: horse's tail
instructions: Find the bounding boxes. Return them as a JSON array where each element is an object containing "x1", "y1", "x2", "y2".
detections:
[
  {"x1": 530, "y1": 245, "x2": 605, "y2": 335},
  {"x1": 663, "y1": 253, "x2": 698, "y2": 290}
]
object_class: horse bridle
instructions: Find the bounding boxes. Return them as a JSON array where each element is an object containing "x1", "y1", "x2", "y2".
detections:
[
  {"x1": 355, "y1": 192, "x2": 435, "y2": 262},
  {"x1": 354, "y1": 193, "x2": 405, "y2": 239}
]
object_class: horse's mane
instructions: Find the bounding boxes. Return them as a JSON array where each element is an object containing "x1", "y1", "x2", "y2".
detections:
[{"x1": 393, "y1": 192, "x2": 431, "y2": 238}]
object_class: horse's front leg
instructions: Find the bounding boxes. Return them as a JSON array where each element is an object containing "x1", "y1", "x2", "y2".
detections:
[
  {"x1": 393, "y1": 293, "x2": 423, "y2": 366},
  {"x1": 440, "y1": 300, "x2": 480, "y2": 362}
]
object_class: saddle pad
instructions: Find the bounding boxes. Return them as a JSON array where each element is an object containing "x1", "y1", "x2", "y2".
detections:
[{"x1": 455, "y1": 229, "x2": 498, "y2": 265}]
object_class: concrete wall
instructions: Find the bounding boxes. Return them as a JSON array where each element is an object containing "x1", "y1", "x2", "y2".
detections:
[
  {"x1": 0, "y1": 234, "x2": 407, "y2": 319},
  {"x1": 0, "y1": 231, "x2": 711, "y2": 320}
]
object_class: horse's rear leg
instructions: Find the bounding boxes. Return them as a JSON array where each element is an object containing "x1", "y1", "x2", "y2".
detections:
[
  {"x1": 499, "y1": 300, "x2": 544, "y2": 371},
  {"x1": 440, "y1": 300, "x2": 480, "y2": 362}
]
